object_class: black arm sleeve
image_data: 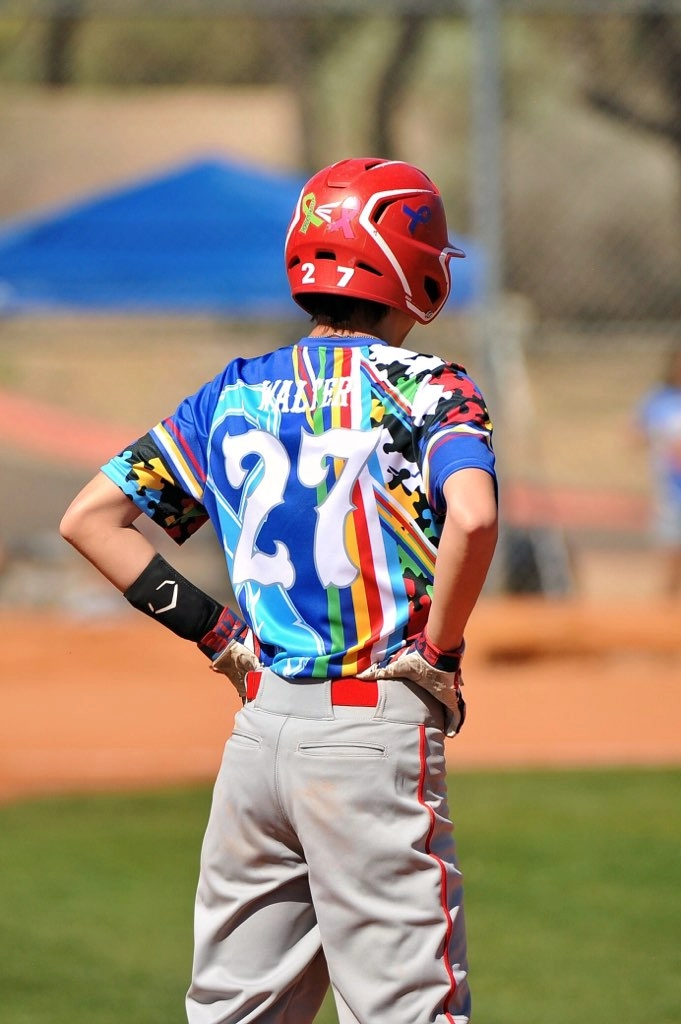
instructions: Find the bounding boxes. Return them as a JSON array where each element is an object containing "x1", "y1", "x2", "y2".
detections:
[{"x1": 124, "y1": 553, "x2": 222, "y2": 642}]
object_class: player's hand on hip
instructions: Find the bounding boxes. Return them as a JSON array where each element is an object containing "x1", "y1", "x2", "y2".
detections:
[
  {"x1": 209, "y1": 639, "x2": 262, "y2": 702},
  {"x1": 359, "y1": 632, "x2": 466, "y2": 737},
  {"x1": 198, "y1": 608, "x2": 262, "y2": 702}
]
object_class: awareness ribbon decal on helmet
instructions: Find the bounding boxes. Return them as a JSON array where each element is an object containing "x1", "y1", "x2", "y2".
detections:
[
  {"x1": 327, "y1": 197, "x2": 360, "y2": 239},
  {"x1": 403, "y1": 203, "x2": 432, "y2": 235},
  {"x1": 300, "y1": 193, "x2": 324, "y2": 233}
]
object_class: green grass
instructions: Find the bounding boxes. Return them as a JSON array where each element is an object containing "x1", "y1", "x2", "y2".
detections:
[
  {"x1": 0, "y1": 770, "x2": 679, "y2": 1023},
  {"x1": 455, "y1": 770, "x2": 681, "y2": 1023}
]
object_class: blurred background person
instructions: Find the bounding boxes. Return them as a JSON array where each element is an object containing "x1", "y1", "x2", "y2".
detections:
[{"x1": 634, "y1": 345, "x2": 681, "y2": 598}]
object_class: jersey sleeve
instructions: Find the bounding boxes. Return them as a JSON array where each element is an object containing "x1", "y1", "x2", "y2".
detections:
[
  {"x1": 100, "y1": 377, "x2": 221, "y2": 544},
  {"x1": 101, "y1": 431, "x2": 209, "y2": 544},
  {"x1": 413, "y1": 362, "x2": 496, "y2": 514}
]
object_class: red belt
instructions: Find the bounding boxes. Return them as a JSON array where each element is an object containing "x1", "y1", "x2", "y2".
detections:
[{"x1": 245, "y1": 671, "x2": 379, "y2": 707}]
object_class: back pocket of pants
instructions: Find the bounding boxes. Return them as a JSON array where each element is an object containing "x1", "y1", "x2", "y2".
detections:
[{"x1": 297, "y1": 742, "x2": 386, "y2": 758}]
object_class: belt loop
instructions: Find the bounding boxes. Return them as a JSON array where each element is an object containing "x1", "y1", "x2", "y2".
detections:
[{"x1": 330, "y1": 678, "x2": 378, "y2": 707}]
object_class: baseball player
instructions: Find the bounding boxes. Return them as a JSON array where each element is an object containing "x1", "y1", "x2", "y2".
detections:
[
  {"x1": 634, "y1": 344, "x2": 681, "y2": 596},
  {"x1": 60, "y1": 157, "x2": 498, "y2": 1024}
]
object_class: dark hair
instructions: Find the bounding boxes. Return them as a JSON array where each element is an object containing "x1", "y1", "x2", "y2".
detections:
[{"x1": 299, "y1": 294, "x2": 389, "y2": 332}]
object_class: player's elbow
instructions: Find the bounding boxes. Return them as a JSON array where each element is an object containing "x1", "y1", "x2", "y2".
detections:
[
  {"x1": 59, "y1": 495, "x2": 90, "y2": 548},
  {"x1": 450, "y1": 491, "x2": 498, "y2": 534},
  {"x1": 443, "y1": 469, "x2": 498, "y2": 538},
  {"x1": 61, "y1": 472, "x2": 135, "y2": 550},
  {"x1": 453, "y1": 507, "x2": 499, "y2": 551}
]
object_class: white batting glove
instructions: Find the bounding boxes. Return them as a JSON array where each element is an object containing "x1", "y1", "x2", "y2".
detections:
[
  {"x1": 210, "y1": 638, "x2": 262, "y2": 702},
  {"x1": 360, "y1": 633, "x2": 466, "y2": 737},
  {"x1": 198, "y1": 609, "x2": 262, "y2": 703}
]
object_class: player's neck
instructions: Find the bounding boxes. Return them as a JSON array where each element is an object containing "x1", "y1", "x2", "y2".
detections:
[
  {"x1": 310, "y1": 326, "x2": 380, "y2": 341},
  {"x1": 310, "y1": 310, "x2": 415, "y2": 348}
]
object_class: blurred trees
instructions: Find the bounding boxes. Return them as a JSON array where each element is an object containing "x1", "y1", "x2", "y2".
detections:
[
  {"x1": 0, "y1": 5, "x2": 678, "y2": 319},
  {"x1": 0, "y1": 10, "x2": 434, "y2": 168},
  {"x1": 582, "y1": 12, "x2": 681, "y2": 161},
  {"x1": 44, "y1": 0, "x2": 83, "y2": 86}
]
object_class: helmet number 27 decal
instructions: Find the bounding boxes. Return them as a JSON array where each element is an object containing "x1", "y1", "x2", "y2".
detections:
[
  {"x1": 301, "y1": 263, "x2": 355, "y2": 288},
  {"x1": 224, "y1": 426, "x2": 381, "y2": 590}
]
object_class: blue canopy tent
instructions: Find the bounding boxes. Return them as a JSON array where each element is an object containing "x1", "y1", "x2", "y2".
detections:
[{"x1": 0, "y1": 157, "x2": 485, "y2": 317}]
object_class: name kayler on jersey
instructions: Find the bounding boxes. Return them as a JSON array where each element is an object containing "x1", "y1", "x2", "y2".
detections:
[{"x1": 260, "y1": 376, "x2": 353, "y2": 413}]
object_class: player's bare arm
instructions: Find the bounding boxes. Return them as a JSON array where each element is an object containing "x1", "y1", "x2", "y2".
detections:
[
  {"x1": 426, "y1": 467, "x2": 499, "y2": 651},
  {"x1": 60, "y1": 471, "x2": 155, "y2": 590}
]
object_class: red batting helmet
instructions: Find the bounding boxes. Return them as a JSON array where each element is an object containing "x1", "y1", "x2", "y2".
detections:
[{"x1": 284, "y1": 157, "x2": 464, "y2": 325}]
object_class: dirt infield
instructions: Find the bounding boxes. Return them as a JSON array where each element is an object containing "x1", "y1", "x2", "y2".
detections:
[{"x1": 1, "y1": 598, "x2": 680, "y2": 803}]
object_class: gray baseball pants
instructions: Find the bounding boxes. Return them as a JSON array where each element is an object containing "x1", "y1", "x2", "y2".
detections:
[{"x1": 186, "y1": 669, "x2": 471, "y2": 1024}]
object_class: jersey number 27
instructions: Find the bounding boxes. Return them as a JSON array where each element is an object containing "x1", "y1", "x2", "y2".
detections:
[{"x1": 225, "y1": 426, "x2": 382, "y2": 591}]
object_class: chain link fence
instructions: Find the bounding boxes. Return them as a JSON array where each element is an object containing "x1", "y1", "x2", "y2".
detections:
[{"x1": 0, "y1": 0, "x2": 679, "y2": 601}]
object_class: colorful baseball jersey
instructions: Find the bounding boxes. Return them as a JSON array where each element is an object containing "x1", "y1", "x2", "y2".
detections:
[{"x1": 102, "y1": 336, "x2": 495, "y2": 678}]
